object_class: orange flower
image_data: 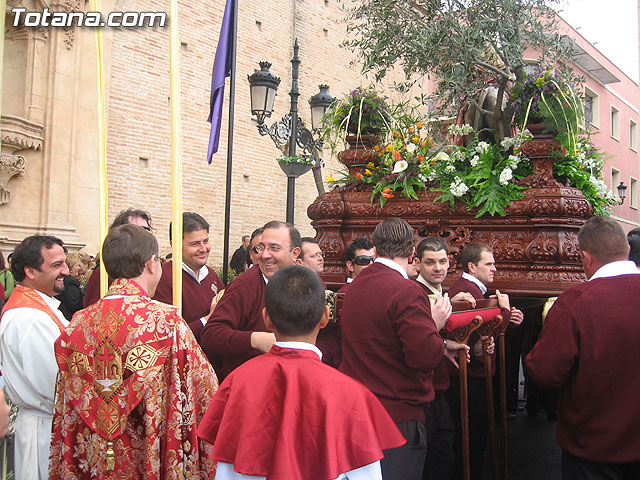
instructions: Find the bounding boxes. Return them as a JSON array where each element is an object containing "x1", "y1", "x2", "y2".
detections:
[
  {"x1": 355, "y1": 172, "x2": 363, "y2": 181},
  {"x1": 429, "y1": 138, "x2": 434, "y2": 147},
  {"x1": 416, "y1": 122, "x2": 424, "y2": 129},
  {"x1": 420, "y1": 140, "x2": 426, "y2": 148},
  {"x1": 430, "y1": 160, "x2": 437, "y2": 166},
  {"x1": 393, "y1": 150, "x2": 402, "y2": 161},
  {"x1": 382, "y1": 187, "x2": 394, "y2": 199},
  {"x1": 374, "y1": 145, "x2": 381, "y2": 152},
  {"x1": 392, "y1": 131, "x2": 400, "y2": 138},
  {"x1": 412, "y1": 136, "x2": 420, "y2": 143},
  {"x1": 418, "y1": 154, "x2": 424, "y2": 162}
]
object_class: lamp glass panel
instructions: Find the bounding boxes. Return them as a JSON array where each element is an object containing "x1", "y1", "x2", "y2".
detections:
[{"x1": 250, "y1": 85, "x2": 270, "y2": 115}]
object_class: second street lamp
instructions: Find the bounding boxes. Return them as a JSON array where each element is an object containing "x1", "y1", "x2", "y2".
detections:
[{"x1": 247, "y1": 40, "x2": 333, "y2": 224}]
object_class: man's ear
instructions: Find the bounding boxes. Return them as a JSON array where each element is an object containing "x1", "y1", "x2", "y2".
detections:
[
  {"x1": 318, "y1": 306, "x2": 330, "y2": 330},
  {"x1": 145, "y1": 256, "x2": 158, "y2": 275},
  {"x1": 262, "y1": 307, "x2": 276, "y2": 333},
  {"x1": 345, "y1": 261, "x2": 354, "y2": 274},
  {"x1": 23, "y1": 266, "x2": 37, "y2": 281},
  {"x1": 291, "y1": 246, "x2": 301, "y2": 261},
  {"x1": 295, "y1": 258, "x2": 304, "y2": 266},
  {"x1": 467, "y1": 261, "x2": 476, "y2": 275}
]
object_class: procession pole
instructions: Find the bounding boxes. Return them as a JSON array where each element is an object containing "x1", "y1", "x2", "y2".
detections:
[
  {"x1": 88, "y1": 0, "x2": 109, "y2": 298},
  {"x1": 169, "y1": 0, "x2": 183, "y2": 314}
]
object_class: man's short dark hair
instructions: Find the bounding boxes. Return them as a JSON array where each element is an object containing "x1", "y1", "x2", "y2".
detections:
[
  {"x1": 110, "y1": 208, "x2": 152, "y2": 231},
  {"x1": 242, "y1": 235, "x2": 250, "y2": 242},
  {"x1": 169, "y1": 212, "x2": 210, "y2": 242},
  {"x1": 102, "y1": 225, "x2": 159, "y2": 279},
  {"x1": 372, "y1": 218, "x2": 414, "y2": 259},
  {"x1": 263, "y1": 221, "x2": 302, "y2": 250},
  {"x1": 250, "y1": 227, "x2": 264, "y2": 243},
  {"x1": 460, "y1": 242, "x2": 492, "y2": 273},
  {"x1": 264, "y1": 265, "x2": 325, "y2": 336},
  {"x1": 346, "y1": 237, "x2": 374, "y2": 262},
  {"x1": 578, "y1": 216, "x2": 629, "y2": 264},
  {"x1": 299, "y1": 237, "x2": 318, "y2": 260},
  {"x1": 416, "y1": 237, "x2": 448, "y2": 261},
  {"x1": 628, "y1": 227, "x2": 640, "y2": 267},
  {"x1": 11, "y1": 235, "x2": 64, "y2": 282}
]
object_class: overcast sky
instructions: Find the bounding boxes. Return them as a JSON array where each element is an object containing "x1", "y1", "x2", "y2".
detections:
[{"x1": 558, "y1": 0, "x2": 639, "y2": 83}]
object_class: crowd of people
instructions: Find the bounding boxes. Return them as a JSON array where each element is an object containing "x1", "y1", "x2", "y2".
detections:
[{"x1": 0, "y1": 209, "x2": 638, "y2": 479}]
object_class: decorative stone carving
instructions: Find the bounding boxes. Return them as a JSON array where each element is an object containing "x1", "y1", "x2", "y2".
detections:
[
  {"x1": 0, "y1": 154, "x2": 26, "y2": 205},
  {"x1": 1, "y1": 115, "x2": 45, "y2": 151},
  {"x1": 309, "y1": 127, "x2": 591, "y2": 297}
]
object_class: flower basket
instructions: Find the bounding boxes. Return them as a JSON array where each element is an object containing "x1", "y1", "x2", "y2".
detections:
[
  {"x1": 278, "y1": 160, "x2": 313, "y2": 178},
  {"x1": 337, "y1": 135, "x2": 380, "y2": 177}
]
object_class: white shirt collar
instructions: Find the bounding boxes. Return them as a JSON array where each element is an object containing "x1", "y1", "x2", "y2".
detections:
[
  {"x1": 462, "y1": 272, "x2": 487, "y2": 295},
  {"x1": 416, "y1": 275, "x2": 442, "y2": 295},
  {"x1": 35, "y1": 289, "x2": 61, "y2": 310},
  {"x1": 346, "y1": 277, "x2": 354, "y2": 283},
  {"x1": 375, "y1": 257, "x2": 409, "y2": 279},
  {"x1": 262, "y1": 273, "x2": 269, "y2": 284},
  {"x1": 182, "y1": 262, "x2": 209, "y2": 284},
  {"x1": 589, "y1": 260, "x2": 640, "y2": 281},
  {"x1": 274, "y1": 341, "x2": 323, "y2": 360}
]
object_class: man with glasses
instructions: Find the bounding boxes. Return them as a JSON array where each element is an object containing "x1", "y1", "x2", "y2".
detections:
[
  {"x1": 297, "y1": 237, "x2": 325, "y2": 274},
  {"x1": 84, "y1": 208, "x2": 153, "y2": 308},
  {"x1": 247, "y1": 228, "x2": 264, "y2": 268},
  {"x1": 201, "y1": 221, "x2": 302, "y2": 380}
]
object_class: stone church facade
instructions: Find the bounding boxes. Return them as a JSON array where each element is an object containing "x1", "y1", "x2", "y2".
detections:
[{"x1": 0, "y1": 0, "x2": 413, "y2": 265}]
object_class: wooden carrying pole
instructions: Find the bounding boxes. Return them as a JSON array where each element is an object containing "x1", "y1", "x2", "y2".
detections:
[
  {"x1": 450, "y1": 316, "x2": 483, "y2": 480},
  {"x1": 499, "y1": 329, "x2": 508, "y2": 480},
  {"x1": 478, "y1": 316, "x2": 503, "y2": 480},
  {"x1": 169, "y1": 0, "x2": 183, "y2": 313},
  {"x1": 88, "y1": 0, "x2": 109, "y2": 298}
]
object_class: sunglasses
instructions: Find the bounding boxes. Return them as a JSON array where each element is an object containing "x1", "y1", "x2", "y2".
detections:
[{"x1": 352, "y1": 255, "x2": 375, "y2": 266}]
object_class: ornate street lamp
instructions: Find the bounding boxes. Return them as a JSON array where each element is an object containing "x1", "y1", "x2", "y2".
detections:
[
  {"x1": 617, "y1": 181, "x2": 628, "y2": 204},
  {"x1": 247, "y1": 40, "x2": 333, "y2": 224}
]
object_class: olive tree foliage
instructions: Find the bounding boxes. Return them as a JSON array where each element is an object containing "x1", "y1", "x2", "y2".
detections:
[{"x1": 342, "y1": 0, "x2": 574, "y2": 143}]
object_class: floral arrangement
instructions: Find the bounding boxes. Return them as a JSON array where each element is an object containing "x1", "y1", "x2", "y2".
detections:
[
  {"x1": 510, "y1": 71, "x2": 584, "y2": 152},
  {"x1": 276, "y1": 153, "x2": 318, "y2": 165},
  {"x1": 330, "y1": 123, "x2": 534, "y2": 216},
  {"x1": 321, "y1": 86, "x2": 394, "y2": 151}
]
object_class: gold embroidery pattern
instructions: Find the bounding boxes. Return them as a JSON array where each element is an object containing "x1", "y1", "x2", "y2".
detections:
[
  {"x1": 93, "y1": 339, "x2": 123, "y2": 399},
  {"x1": 125, "y1": 344, "x2": 161, "y2": 371},
  {"x1": 68, "y1": 351, "x2": 90, "y2": 377}
]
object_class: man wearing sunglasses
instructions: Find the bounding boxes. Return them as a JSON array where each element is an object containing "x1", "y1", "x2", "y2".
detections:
[
  {"x1": 342, "y1": 237, "x2": 376, "y2": 291},
  {"x1": 201, "y1": 221, "x2": 301, "y2": 381}
]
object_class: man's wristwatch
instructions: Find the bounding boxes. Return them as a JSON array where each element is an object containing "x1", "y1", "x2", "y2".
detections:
[{"x1": 443, "y1": 338, "x2": 448, "y2": 349}]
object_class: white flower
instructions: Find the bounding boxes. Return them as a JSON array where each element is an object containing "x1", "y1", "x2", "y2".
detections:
[
  {"x1": 501, "y1": 137, "x2": 515, "y2": 151},
  {"x1": 445, "y1": 164, "x2": 456, "y2": 173},
  {"x1": 427, "y1": 171, "x2": 437, "y2": 181},
  {"x1": 476, "y1": 141, "x2": 490, "y2": 154},
  {"x1": 499, "y1": 167, "x2": 513, "y2": 185},
  {"x1": 418, "y1": 174, "x2": 429, "y2": 183},
  {"x1": 508, "y1": 154, "x2": 520, "y2": 168},
  {"x1": 448, "y1": 123, "x2": 475, "y2": 136},
  {"x1": 406, "y1": 143, "x2": 417, "y2": 154},
  {"x1": 392, "y1": 160, "x2": 408, "y2": 173},
  {"x1": 432, "y1": 151, "x2": 450, "y2": 163},
  {"x1": 451, "y1": 150, "x2": 465, "y2": 162},
  {"x1": 450, "y1": 177, "x2": 469, "y2": 197},
  {"x1": 470, "y1": 155, "x2": 479, "y2": 167}
]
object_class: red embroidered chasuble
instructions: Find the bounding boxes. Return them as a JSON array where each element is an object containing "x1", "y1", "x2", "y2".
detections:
[
  {"x1": 1, "y1": 285, "x2": 66, "y2": 332},
  {"x1": 49, "y1": 278, "x2": 218, "y2": 479}
]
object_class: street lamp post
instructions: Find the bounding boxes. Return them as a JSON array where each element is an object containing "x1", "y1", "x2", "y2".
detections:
[{"x1": 248, "y1": 40, "x2": 334, "y2": 224}]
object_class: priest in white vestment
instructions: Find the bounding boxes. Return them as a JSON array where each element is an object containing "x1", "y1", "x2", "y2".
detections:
[{"x1": 0, "y1": 236, "x2": 70, "y2": 479}]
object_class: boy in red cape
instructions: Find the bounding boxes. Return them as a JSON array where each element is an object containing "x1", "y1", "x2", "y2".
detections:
[{"x1": 197, "y1": 265, "x2": 405, "y2": 480}]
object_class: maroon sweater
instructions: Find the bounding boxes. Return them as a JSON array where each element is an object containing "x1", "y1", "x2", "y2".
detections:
[
  {"x1": 447, "y1": 276, "x2": 510, "y2": 378},
  {"x1": 152, "y1": 260, "x2": 224, "y2": 341},
  {"x1": 200, "y1": 265, "x2": 268, "y2": 379},
  {"x1": 415, "y1": 280, "x2": 450, "y2": 394},
  {"x1": 526, "y1": 274, "x2": 640, "y2": 463},
  {"x1": 83, "y1": 265, "x2": 114, "y2": 308},
  {"x1": 339, "y1": 262, "x2": 444, "y2": 424},
  {"x1": 316, "y1": 282, "x2": 351, "y2": 368}
]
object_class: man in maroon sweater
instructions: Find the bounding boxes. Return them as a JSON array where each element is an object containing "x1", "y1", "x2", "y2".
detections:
[
  {"x1": 446, "y1": 241, "x2": 522, "y2": 480},
  {"x1": 415, "y1": 237, "x2": 472, "y2": 480},
  {"x1": 84, "y1": 208, "x2": 153, "y2": 308},
  {"x1": 526, "y1": 216, "x2": 640, "y2": 480},
  {"x1": 200, "y1": 221, "x2": 301, "y2": 380},
  {"x1": 152, "y1": 212, "x2": 224, "y2": 343},
  {"x1": 339, "y1": 218, "x2": 452, "y2": 480}
]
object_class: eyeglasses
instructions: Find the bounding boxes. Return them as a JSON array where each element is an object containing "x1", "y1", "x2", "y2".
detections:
[
  {"x1": 252, "y1": 244, "x2": 292, "y2": 254},
  {"x1": 142, "y1": 226, "x2": 153, "y2": 232},
  {"x1": 308, "y1": 252, "x2": 324, "y2": 259},
  {"x1": 352, "y1": 255, "x2": 374, "y2": 266}
]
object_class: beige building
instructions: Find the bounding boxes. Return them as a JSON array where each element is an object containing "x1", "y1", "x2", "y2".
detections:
[{"x1": 0, "y1": 0, "x2": 412, "y2": 266}]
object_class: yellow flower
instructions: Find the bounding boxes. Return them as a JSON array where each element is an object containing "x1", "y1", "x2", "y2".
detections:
[
  {"x1": 327, "y1": 173, "x2": 335, "y2": 183},
  {"x1": 392, "y1": 131, "x2": 400, "y2": 138},
  {"x1": 365, "y1": 168, "x2": 372, "y2": 175},
  {"x1": 412, "y1": 136, "x2": 420, "y2": 143},
  {"x1": 367, "y1": 162, "x2": 375, "y2": 168},
  {"x1": 416, "y1": 122, "x2": 424, "y2": 129},
  {"x1": 385, "y1": 144, "x2": 393, "y2": 152}
]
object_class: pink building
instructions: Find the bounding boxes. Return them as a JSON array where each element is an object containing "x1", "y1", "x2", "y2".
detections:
[{"x1": 553, "y1": 16, "x2": 640, "y2": 232}]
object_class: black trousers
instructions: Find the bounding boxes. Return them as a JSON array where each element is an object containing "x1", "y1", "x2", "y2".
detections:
[
  {"x1": 423, "y1": 393, "x2": 455, "y2": 480},
  {"x1": 447, "y1": 376, "x2": 489, "y2": 480},
  {"x1": 381, "y1": 420, "x2": 427, "y2": 480},
  {"x1": 561, "y1": 450, "x2": 640, "y2": 480}
]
